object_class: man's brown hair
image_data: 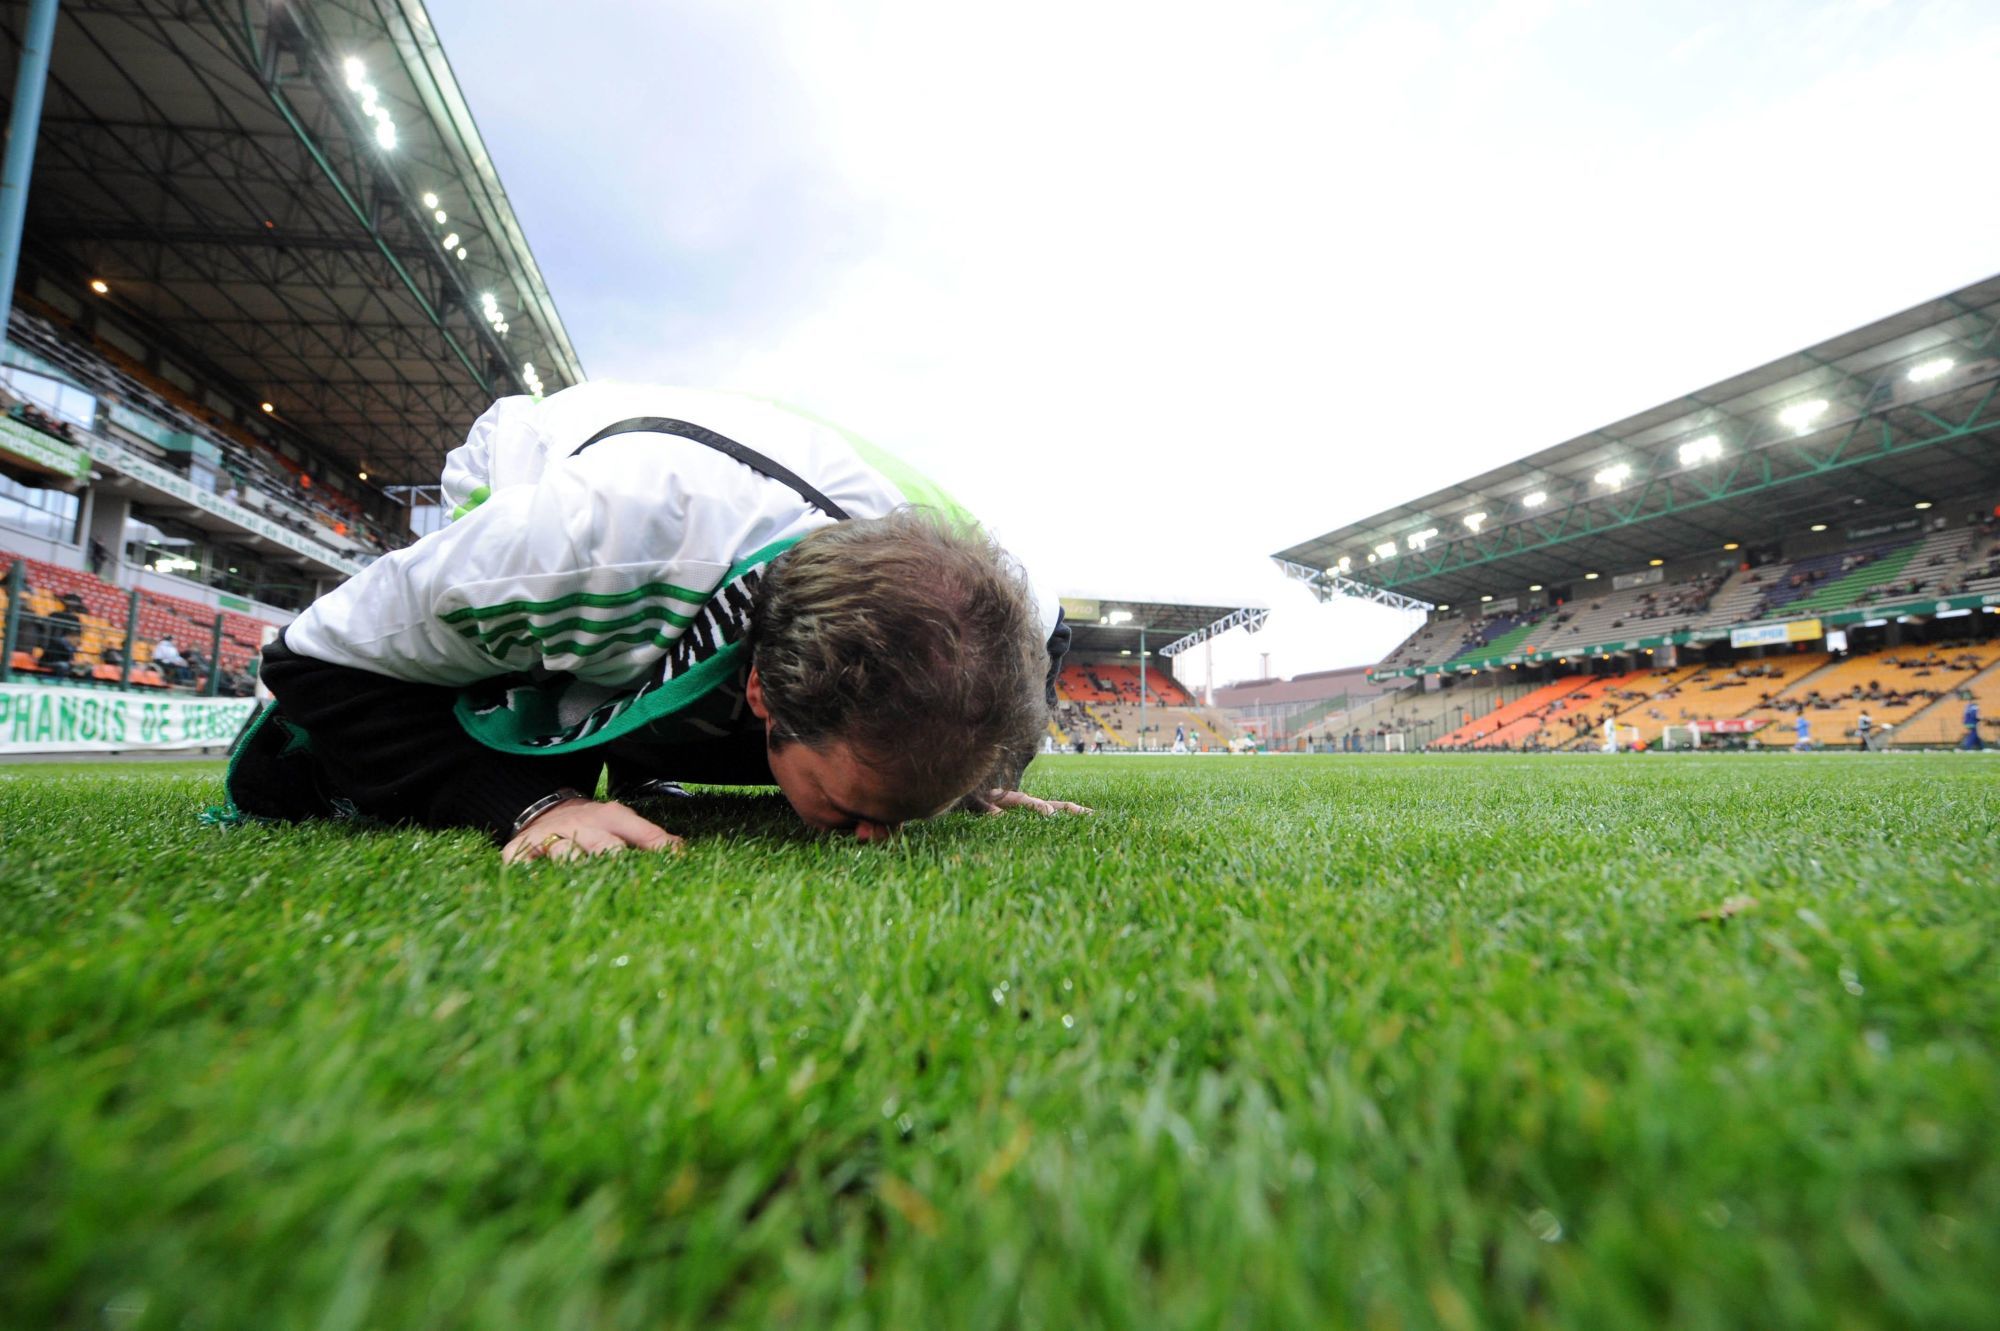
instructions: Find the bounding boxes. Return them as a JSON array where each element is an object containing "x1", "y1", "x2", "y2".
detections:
[{"x1": 751, "y1": 509, "x2": 1048, "y2": 803}]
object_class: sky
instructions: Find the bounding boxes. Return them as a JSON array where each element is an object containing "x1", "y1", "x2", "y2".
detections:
[{"x1": 427, "y1": 0, "x2": 2000, "y2": 688}]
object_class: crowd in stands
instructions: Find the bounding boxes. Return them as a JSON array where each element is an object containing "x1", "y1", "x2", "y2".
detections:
[
  {"x1": 3, "y1": 555, "x2": 267, "y2": 695},
  {"x1": 1757, "y1": 650, "x2": 1980, "y2": 720},
  {"x1": 4, "y1": 391, "x2": 80, "y2": 445}
]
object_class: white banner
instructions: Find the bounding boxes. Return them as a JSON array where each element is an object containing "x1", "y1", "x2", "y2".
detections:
[{"x1": 0, "y1": 683, "x2": 256, "y2": 754}]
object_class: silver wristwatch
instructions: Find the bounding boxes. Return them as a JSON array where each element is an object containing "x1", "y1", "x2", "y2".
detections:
[{"x1": 511, "y1": 787, "x2": 586, "y2": 836}]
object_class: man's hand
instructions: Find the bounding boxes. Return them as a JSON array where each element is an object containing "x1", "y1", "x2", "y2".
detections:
[
  {"x1": 960, "y1": 788, "x2": 1094, "y2": 817},
  {"x1": 501, "y1": 797, "x2": 684, "y2": 864}
]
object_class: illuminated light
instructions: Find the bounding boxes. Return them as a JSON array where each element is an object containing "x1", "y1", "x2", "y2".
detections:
[
  {"x1": 455, "y1": 247, "x2": 467, "y2": 260},
  {"x1": 374, "y1": 120, "x2": 396, "y2": 151},
  {"x1": 1522, "y1": 490, "x2": 1547, "y2": 508},
  {"x1": 1913, "y1": 501, "x2": 1932, "y2": 510},
  {"x1": 358, "y1": 470, "x2": 369, "y2": 481},
  {"x1": 357, "y1": 83, "x2": 379, "y2": 112},
  {"x1": 1723, "y1": 542, "x2": 1739, "y2": 551},
  {"x1": 1594, "y1": 463, "x2": 1631, "y2": 490},
  {"x1": 1437, "y1": 604, "x2": 1450, "y2": 611},
  {"x1": 1334, "y1": 556, "x2": 1351, "y2": 574},
  {"x1": 1480, "y1": 594, "x2": 1493, "y2": 603},
  {"x1": 1678, "y1": 434, "x2": 1722, "y2": 466},
  {"x1": 1463, "y1": 511, "x2": 1487, "y2": 533},
  {"x1": 1584, "y1": 572, "x2": 1600, "y2": 580},
  {"x1": 343, "y1": 56, "x2": 367, "y2": 90},
  {"x1": 1367, "y1": 553, "x2": 1377, "y2": 565},
  {"x1": 1405, "y1": 528, "x2": 1439, "y2": 551},
  {"x1": 1374, "y1": 541, "x2": 1398, "y2": 560},
  {"x1": 1907, "y1": 356, "x2": 1955, "y2": 383},
  {"x1": 260, "y1": 401, "x2": 275, "y2": 413},
  {"x1": 1649, "y1": 558, "x2": 1664, "y2": 567},
  {"x1": 1779, "y1": 399, "x2": 1829, "y2": 434},
  {"x1": 1528, "y1": 584, "x2": 1542, "y2": 592},
  {"x1": 434, "y1": 209, "x2": 448, "y2": 225},
  {"x1": 1810, "y1": 523, "x2": 1827, "y2": 532},
  {"x1": 1119, "y1": 649, "x2": 1132, "y2": 656},
  {"x1": 89, "y1": 279, "x2": 109, "y2": 294},
  {"x1": 442, "y1": 233, "x2": 459, "y2": 249},
  {"x1": 1107, "y1": 610, "x2": 1133, "y2": 626},
  {"x1": 422, "y1": 192, "x2": 439, "y2": 210}
]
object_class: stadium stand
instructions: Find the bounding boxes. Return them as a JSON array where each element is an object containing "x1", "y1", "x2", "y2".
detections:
[
  {"x1": 1432, "y1": 675, "x2": 1593, "y2": 749},
  {"x1": 1276, "y1": 276, "x2": 2000, "y2": 747}
]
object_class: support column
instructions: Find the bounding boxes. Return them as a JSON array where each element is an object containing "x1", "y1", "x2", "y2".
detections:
[{"x1": 0, "y1": 0, "x2": 61, "y2": 334}]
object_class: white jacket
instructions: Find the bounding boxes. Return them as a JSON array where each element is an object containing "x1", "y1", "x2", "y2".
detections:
[{"x1": 285, "y1": 383, "x2": 1053, "y2": 689}]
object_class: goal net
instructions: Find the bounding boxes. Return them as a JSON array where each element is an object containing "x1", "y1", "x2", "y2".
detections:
[
  {"x1": 1661, "y1": 724, "x2": 1701, "y2": 751},
  {"x1": 1383, "y1": 732, "x2": 1407, "y2": 753}
]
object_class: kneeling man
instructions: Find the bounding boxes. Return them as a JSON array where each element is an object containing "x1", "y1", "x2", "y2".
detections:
[{"x1": 226, "y1": 383, "x2": 1084, "y2": 861}]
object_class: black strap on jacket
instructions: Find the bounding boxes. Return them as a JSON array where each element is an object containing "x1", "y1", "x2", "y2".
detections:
[{"x1": 569, "y1": 416, "x2": 851, "y2": 520}]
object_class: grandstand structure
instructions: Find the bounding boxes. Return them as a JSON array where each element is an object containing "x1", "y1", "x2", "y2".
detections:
[
  {"x1": 1052, "y1": 597, "x2": 1266, "y2": 750},
  {"x1": 0, "y1": 0, "x2": 579, "y2": 701},
  {"x1": 1276, "y1": 275, "x2": 2000, "y2": 749}
]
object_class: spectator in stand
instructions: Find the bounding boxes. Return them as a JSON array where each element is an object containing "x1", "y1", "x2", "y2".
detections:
[
  {"x1": 1962, "y1": 694, "x2": 1984, "y2": 751},
  {"x1": 184, "y1": 647, "x2": 211, "y2": 690},
  {"x1": 88, "y1": 537, "x2": 110, "y2": 578},
  {"x1": 152, "y1": 635, "x2": 190, "y2": 685}
]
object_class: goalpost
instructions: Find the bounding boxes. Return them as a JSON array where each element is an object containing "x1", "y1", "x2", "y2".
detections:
[
  {"x1": 1661, "y1": 724, "x2": 1701, "y2": 751},
  {"x1": 1383, "y1": 732, "x2": 1407, "y2": 753}
]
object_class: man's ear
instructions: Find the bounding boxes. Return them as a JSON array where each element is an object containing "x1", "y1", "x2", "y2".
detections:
[{"x1": 744, "y1": 662, "x2": 769, "y2": 721}]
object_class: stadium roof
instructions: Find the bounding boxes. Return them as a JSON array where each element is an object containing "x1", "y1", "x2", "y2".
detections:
[
  {"x1": 6, "y1": 0, "x2": 581, "y2": 486},
  {"x1": 1275, "y1": 275, "x2": 2000, "y2": 609},
  {"x1": 1058, "y1": 596, "x2": 1268, "y2": 658}
]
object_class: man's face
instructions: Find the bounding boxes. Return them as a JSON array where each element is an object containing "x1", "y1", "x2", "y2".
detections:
[{"x1": 746, "y1": 666, "x2": 947, "y2": 842}]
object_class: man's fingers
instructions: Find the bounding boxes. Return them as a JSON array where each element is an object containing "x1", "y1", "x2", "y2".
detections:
[
  {"x1": 601, "y1": 803, "x2": 684, "y2": 852},
  {"x1": 565, "y1": 826, "x2": 625, "y2": 858},
  {"x1": 984, "y1": 790, "x2": 1094, "y2": 817}
]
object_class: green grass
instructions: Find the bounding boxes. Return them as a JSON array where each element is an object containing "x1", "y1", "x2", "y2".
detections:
[{"x1": 2, "y1": 754, "x2": 1997, "y2": 1329}]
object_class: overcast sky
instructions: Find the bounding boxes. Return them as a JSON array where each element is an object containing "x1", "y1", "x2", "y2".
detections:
[{"x1": 427, "y1": 0, "x2": 2000, "y2": 687}]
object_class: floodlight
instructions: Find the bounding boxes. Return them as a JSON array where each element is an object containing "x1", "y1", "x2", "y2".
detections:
[
  {"x1": 1907, "y1": 357, "x2": 1954, "y2": 383},
  {"x1": 442, "y1": 233, "x2": 459, "y2": 250},
  {"x1": 1374, "y1": 541, "x2": 1398, "y2": 560},
  {"x1": 1108, "y1": 610, "x2": 1133, "y2": 625},
  {"x1": 1334, "y1": 556, "x2": 1351, "y2": 574},
  {"x1": 1779, "y1": 399, "x2": 1829, "y2": 433},
  {"x1": 1584, "y1": 572, "x2": 1600, "y2": 580},
  {"x1": 260, "y1": 401, "x2": 274, "y2": 413},
  {"x1": 374, "y1": 121, "x2": 396, "y2": 150},
  {"x1": 1119, "y1": 649, "x2": 1132, "y2": 656},
  {"x1": 434, "y1": 209, "x2": 448, "y2": 225},
  {"x1": 455, "y1": 248, "x2": 467, "y2": 260},
  {"x1": 1480, "y1": 594, "x2": 1492, "y2": 603},
  {"x1": 422, "y1": 192, "x2": 439, "y2": 209},
  {"x1": 1594, "y1": 463, "x2": 1631, "y2": 489},
  {"x1": 1528, "y1": 584, "x2": 1542, "y2": 592},
  {"x1": 358, "y1": 470, "x2": 369, "y2": 481},
  {"x1": 1463, "y1": 511, "x2": 1487, "y2": 533},
  {"x1": 1677, "y1": 434, "x2": 1722, "y2": 466},
  {"x1": 89, "y1": 279, "x2": 108, "y2": 294},
  {"x1": 1810, "y1": 523, "x2": 1827, "y2": 532},
  {"x1": 1406, "y1": 528, "x2": 1438, "y2": 551},
  {"x1": 1723, "y1": 542, "x2": 1739, "y2": 551},
  {"x1": 1522, "y1": 490, "x2": 1547, "y2": 508},
  {"x1": 1649, "y1": 558, "x2": 1664, "y2": 566},
  {"x1": 1913, "y1": 501, "x2": 1932, "y2": 510},
  {"x1": 343, "y1": 57, "x2": 366, "y2": 90}
]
